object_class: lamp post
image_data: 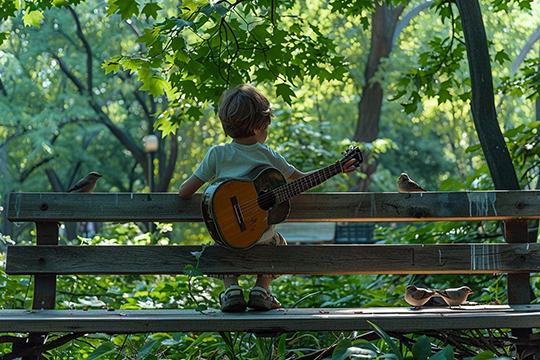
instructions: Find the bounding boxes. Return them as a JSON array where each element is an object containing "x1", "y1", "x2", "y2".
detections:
[
  {"x1": 144, "y1": 134, "x2": 159, "y2": 192},
  {"x1": 144, "y1": 134, "x2": 159, "y2": 234}
]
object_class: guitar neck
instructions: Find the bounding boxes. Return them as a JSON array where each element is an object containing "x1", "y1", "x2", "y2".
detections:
[{"x1": 273, "y1": 162, "x2": 343, "y2": 204}]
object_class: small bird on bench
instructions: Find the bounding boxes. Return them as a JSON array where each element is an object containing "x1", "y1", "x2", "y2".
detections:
[
  {"x1": 398, "y1": 173, "x2": 427, "y2": 193},
  {"x1": 435, "y1": 286, "x2": 474, "y2": 306},
  {"x1": 405, "y1": 285, "x2": 437, "y2": 308},
  {"x1": 67, "y1": 172, "x2": 103, "y2": 193}
]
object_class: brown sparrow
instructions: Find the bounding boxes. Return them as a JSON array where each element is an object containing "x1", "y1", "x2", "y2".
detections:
[
  {"x1": 405, "y1": 285, "x2": 437, "y2": 308},
  {"x1": 398, "y1": 173, "x2": 427, "y2": 192},
  {"x1": 67, "y1": 172, "x2": 103, "y2": 193},
  {"x1": 435, "y1": 286, "x2": 474, "y2": 306}
]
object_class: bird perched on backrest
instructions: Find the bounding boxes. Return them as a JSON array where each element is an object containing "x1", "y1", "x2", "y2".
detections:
[
  {"x1": 67, "y1": 172, "x2": 103, "y2": 193},
  {"x1": 435, "y1": 286, "x2": 474, "y2": 306},
  {"x1": 398, "y1": 173, "x2": 427, "y2": 193},
  {"x1": 404, "y1": 285, "x2": 437, "y2": 308}
]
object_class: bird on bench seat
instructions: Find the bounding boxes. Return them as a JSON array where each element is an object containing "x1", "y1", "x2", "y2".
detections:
[
  {"x1": 405, "y1": 285, "x2": 437, "y2": 308},
  {"x1": 436, "y1": 286, "x2": 474, "y2": 306}
]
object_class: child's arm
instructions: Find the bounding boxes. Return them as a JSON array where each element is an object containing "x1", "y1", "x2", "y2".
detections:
[{"x1": 178, "y1": 175, "x2": 206, "y2": 199}]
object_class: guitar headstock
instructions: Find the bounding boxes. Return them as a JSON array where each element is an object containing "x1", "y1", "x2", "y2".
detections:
[{"x1": 339, "y1": 146, "x2": 363, "y2": 168}]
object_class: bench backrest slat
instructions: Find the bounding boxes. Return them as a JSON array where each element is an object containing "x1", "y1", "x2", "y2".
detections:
[
  {"x1": 7, "y1": 191, "x2": 540, "y2": 223},
  {"x1": 6, "y1": 243, "x2": 540, "y2": 275}
]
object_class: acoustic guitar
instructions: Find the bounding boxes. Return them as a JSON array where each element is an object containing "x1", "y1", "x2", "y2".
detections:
[{"x1": 201, "y1": 146, "x2": 363, "y2": 249}]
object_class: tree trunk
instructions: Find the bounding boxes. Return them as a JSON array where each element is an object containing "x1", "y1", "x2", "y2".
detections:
[
  {"x1": 455, "y1": 0, "x2": 519, "y2": 190},
  {"x1": 353, "y1": 2, "x2": 406, "y2": 191},
  {"x1": 354, "y1": 2, "x2": 404, "y2": 143}
]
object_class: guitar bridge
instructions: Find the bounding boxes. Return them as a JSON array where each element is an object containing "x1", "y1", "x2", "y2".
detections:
[{"x1": 230, "y1": 196, "x2": 247, "y2": 232}]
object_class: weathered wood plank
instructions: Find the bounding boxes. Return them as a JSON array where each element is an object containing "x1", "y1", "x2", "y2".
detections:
[
  {"x1": 7, "y1": 244, "x2": 540, "y2": 275},
  {"x1": 0, "y1": 305, "x2": 538, "y2": 333},
  {"x1": 32, "y1": 222, "x2": 58, "y2": 310},
  {"x1": 7, "y1": 190, "x2": 540, "y2": 223}
]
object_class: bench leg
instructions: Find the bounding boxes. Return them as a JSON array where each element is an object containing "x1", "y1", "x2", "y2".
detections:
[
  {"x1": 15, "y1": 222, "x2": 60, "y2": 359},
  {"x1": 505, "y1": 219, "x2": 535, "y2": 356}
]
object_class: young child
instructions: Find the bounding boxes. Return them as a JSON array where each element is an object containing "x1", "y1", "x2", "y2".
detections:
[{"x1": 178, "y1": 84, "x2": 355, "y2": 312}]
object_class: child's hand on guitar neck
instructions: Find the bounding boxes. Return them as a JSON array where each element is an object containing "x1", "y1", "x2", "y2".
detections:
[{"x1": 341, "y1": 159, "x2": 358, "y2": 174}]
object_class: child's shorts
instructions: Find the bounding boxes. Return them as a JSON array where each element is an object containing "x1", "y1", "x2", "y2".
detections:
[{"x1": 210, "y1": 231, "x2": 287, "y2": 280}]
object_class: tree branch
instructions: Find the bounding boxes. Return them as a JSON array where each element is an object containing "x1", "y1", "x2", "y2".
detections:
[
  {"x1": 54, "y1": 54, "x2": 86, "y2": 94},
  {"x1": 392, "y1": 1, "x2": 434, "y2": 49},
  {"x1": 512, "y1": 25, "x2": 540, "y2": 74},
  {"x1": 66, "y1": 5, "x2": 93, "y2": 96}
]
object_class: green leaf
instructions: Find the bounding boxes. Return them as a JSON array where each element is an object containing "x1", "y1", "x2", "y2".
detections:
[
  {"x1": 196, "y1": 303, "x2": 208, "y2": 311},
  {"x1": 110, "y1": 0, "x2": 140, "y2": 20},
  {"x1": 465, "y1": 143, "x2": 482, "y2": 154},
  {"x1": 23, "y1": 9, "x2": 44, "y2": 27},
  {"x1": 0, "y1": 32, "x2": 9, "y2": 45},
  {"x1": 136, "y1": 28, "x2": 158, "y2": 44},
  {"x1": 139, "y1": 75, "x2": 170, "y2": 97},
  {"x1": 276, "y1": 334, "x2": 287, "y2": 359},
  {"x1": 214, "y1": 4, "x2": 229, "y2": 17},
  {"x1": 472, "y1": 351, "x2": 496, "y2": 360},
  {"x1": 368, "y1": 321, "x2": 404, "y2": 360},
  {"x1": 103, "y1": 59, "x2": 121, "y2": 74},
  {"x1": 191, "y1": 250, "x2": 204, "y2": 260},
  {"x1": 186, "y1": 59, "x2": 204, "y2": 75},
  {"x1": 437, "y1": 87, "x2": 452, "y2": 104},
  {"x1": 154, "y1": 115, "x2": 180, "y2": 136},
  {"x1": 87, "y1": 343, "x2": 116, "y2": 360},
  {"x1": 331, "y1": 339, "x2": 353, "y2": 360},
  {"x1": 142, "y1": 3, "x2": 161, "y2": 19},
  {"x1": 183, "y1": 264, "x2": 202, "y2": 277},
  {"x1": 176, "y1": 18, "x2": 196, "y2": 31},
  {"x1": 276, "y1": 83, "x2": 296, "y2": 104},
  {"x1": 137, "y1": 339, "x2": 160, "y2": 358},
  {"x1": 495, "y1": 50, "x2": 510, "y2": 65},
  {"x1": 428, "y1": 345, "x2": 453, "y2": 360},
  {"x1": 412, "y1": 335, "x2": 431, "y2": 360}
]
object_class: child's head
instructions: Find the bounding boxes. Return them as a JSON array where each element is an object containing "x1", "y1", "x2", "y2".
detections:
[{"x1": 218, "y1": 84, "x2": 274, "y2": 138}]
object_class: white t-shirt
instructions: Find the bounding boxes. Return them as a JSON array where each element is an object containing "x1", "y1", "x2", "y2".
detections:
[
  {"x1": 194, "y1": 142, "x2": 296, "y2": 183},
  {"x1": 194, "y1": 142, "x2": 297, "y2": 243}
]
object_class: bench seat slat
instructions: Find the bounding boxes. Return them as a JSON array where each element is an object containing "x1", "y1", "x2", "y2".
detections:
[
  {"x1": 6, "y1": 244, "x2": 540, "y2": 275},
  {"x1": 0, "y1": 305, "x2": 538, "y2": 333},
  {"x1": 8, "y1": 191, "x2": 540, "y2": 223}
]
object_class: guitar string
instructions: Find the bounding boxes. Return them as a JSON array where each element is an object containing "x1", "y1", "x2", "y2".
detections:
[
  {"x1": 236, "y1": 161, "x2": 343, "y2": 216},
  {"x1": 243, "y1": 163, "x2": 340, "y2": 212},
  {"x1": 215, "y1": 162, "x2": 343, "y2": 225}
]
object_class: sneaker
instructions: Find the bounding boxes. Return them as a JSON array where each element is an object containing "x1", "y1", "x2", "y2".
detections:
[
  {"x1": 247, "y1": 286, "x2": 282, "y2": 311},
  {"x1": 219, "y1": 285, "x2": 247, "y2": 312}
]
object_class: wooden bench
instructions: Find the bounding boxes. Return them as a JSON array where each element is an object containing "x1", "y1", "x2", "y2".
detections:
[{"x1": 4, "y1": 191, "x2": 540, "y2": 358}]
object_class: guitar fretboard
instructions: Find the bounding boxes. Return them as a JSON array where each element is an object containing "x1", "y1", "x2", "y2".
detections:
[{"x1": 273, "y1": 162, "x2": 344, "y2": 204}]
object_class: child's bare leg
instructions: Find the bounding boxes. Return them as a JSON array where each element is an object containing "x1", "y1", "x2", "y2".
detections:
[
  {"x1": 223, "y1": 276, "x2": 239, "y2": 288},
  {"x1": 254, "y1": 276, "x2": 272, "y2": 290},
  {"x1": 248, "y1": 276, "x2": 281, "y2": 310}
]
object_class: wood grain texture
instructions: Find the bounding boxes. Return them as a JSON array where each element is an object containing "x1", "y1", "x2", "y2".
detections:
[
  {"x1": 7, "y1": 243, "x2": 540, "y2": 275},
  {"x1": 0, "y1": 305, "x2": 538, "y2": 333},
  {"x1": 7, "y1": 190, "x2": 540, "y2": 223},
  {"x1": 33, "y1": 222, "x2": 58, "y2": 310}
]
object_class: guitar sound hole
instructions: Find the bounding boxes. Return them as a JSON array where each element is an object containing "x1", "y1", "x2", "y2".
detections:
[{"x1": 257, "y1": 189, "x2": 276, "y2": 211}]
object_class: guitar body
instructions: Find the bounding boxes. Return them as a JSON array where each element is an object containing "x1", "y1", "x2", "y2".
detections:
[
  {"x1": 202, "y1": 167, "x2": 290, "y2": 249},
  {"x1": 201, "y1": 146, "x2": 364, "y2": 250}
]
